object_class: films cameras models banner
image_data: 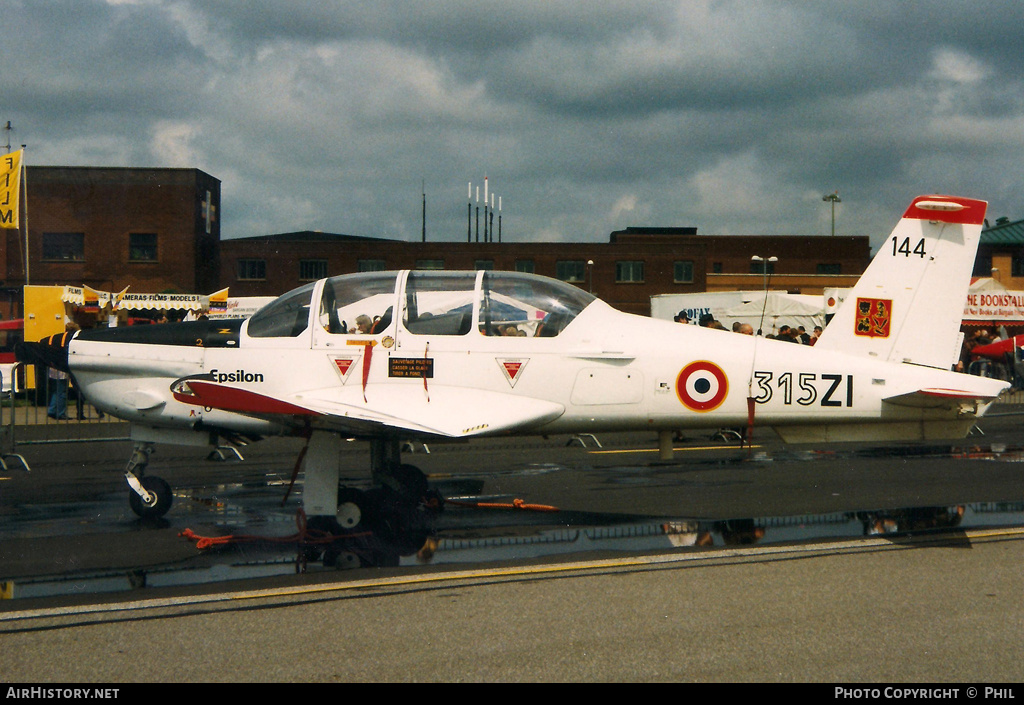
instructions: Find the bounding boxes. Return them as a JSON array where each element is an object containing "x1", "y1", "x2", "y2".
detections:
[
  {"x1": 57, "y1": 286, "x2": 228, "y2": 313},
  {"x1": 116, "y1": 292, "x2": 206, "y2": 311}
]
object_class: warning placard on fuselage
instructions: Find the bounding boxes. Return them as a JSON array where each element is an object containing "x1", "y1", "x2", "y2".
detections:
[{"x1": 389, "y1": 357, "x2": 434, "y2": 378}]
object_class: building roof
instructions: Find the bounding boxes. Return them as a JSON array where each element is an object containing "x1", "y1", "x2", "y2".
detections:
[
  {"x1": 981, "y1": 217, "x2": 1024, "y2": 245},
  {"x1": 228, "y1": 230, "x2": 388, "y2": 243},
  {"x1": 608, "y1": 226, "x2": 698, "y2": 242},
  {"x1": 27, "y1": 165, "x2": 219, "y2": 186}
]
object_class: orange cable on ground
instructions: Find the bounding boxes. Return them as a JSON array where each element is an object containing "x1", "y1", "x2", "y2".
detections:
[
  {"x1": 179, "y1": 508, "x2": 370, "y2": 550},
  {"x1": 180, "y1": 497, "x2": 560, "y2": 550},
  {"x1": 446, "y1": 497, "x2": 560, "y2": 512}
]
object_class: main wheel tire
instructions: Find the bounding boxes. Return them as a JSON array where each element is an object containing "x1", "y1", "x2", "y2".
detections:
[
  {"x1": 128, "y1": 476, "x2": 173, "y2": 518},
  {"x1": 323, "y1": 488, "x2": 377, "y2": 569},
  {"x1": 391, "y1": 464, "x2": 429, "y2": 506},
  {"x1": 336, "y1": 486, "x2": 370, "y2": 530}
]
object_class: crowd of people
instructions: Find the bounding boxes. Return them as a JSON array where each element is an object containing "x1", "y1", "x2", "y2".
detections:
[
  {"x1": 673, "y1": 310, "x2": 823, "y2": 344},
  {"x1": 672, "y1": 308, "x2": 1018, "y2": 383},
  {"x1": 958, "y1": 328, "x2": 1000, "y2": 373},
  {"x1": 956, "y1": 327, "x2": 1022, "y2": 385}
]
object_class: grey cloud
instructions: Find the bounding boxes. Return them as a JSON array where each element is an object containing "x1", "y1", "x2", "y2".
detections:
[{"x1": 3, "y1": 0, "x2": 1023, "y2": 252}]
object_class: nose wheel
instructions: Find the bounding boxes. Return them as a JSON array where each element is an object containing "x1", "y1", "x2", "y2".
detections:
[
  {"x1": 128, "y1": 475, "x2": 173, "y2": 518},
  {"x1": 124, "y1": 442, "x2": 173, "y2": 519}
]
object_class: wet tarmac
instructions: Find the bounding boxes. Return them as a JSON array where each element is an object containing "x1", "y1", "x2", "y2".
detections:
[
  {"x1": 3, "y1": 407, "x2": 1024, "y2": 605},
  {"x1": 4, "y1": 409, "x2": 1024, "y2": 682}
]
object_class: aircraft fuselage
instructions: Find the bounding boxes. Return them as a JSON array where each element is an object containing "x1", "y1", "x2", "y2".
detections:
[{"x1": 65, "y1": 290, "x2": 1004, "y2": 445}]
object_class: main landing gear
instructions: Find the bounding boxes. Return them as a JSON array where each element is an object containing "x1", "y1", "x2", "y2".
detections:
[{"x1": 302, "y1": 433, "x2": 441, "y2": 568}]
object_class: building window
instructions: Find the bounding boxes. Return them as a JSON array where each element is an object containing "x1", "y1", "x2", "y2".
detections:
[
  {"x1": 300, "y1": 259, "x2": 329, "y2": 281},
  {"x1": 42, "y1": 232, "x2": 85, "y2": 261},
  {"x1": 474, "y1": 259, "x2": 494, "y2": 270},
  {"x1": 237, "y1": 258, "x2": 266, "y2": 281},
  {"x1": 515, "y1": 259, "x2": 535, "y2": 273},
  {"x1": 750, "y1": 259, "x2": 775, "y2": 275},
  {"x1": 128, "y1": 232, "x2": 158, "y2": 262},
  {"x1": 816, "y1": 263, "x2": 841, "y2": 275},
  {"x1": 674, "y1": 260, "x2": 694, "y2": 283},
  {"x1": 556, "y1": 260, "x2": 586, "y2": 283},
  {"x1": 615, "y1": 261, "x2": 645, "y2": 283},
  {"x1": 712, "y1": 262, "x2": 723, "y2": 274},
  {"x1": 415, "y1": 259, "x2": 444, "y2": 270},
  {"x1": 358, "y1": 259, "x2": 386, "y2": 272},
  {"x1": 1011, "y1": 253, "x2": 1024, "y2": 277}
]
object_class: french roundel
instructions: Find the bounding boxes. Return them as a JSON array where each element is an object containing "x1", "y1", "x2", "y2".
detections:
[{"x1": 676, "y1": 361, "x2": 729, "y2": 412}]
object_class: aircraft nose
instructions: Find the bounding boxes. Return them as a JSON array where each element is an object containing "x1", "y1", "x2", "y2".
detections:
[{"x1": 14, "y1": 332, "x2": 75, "y2": 373}]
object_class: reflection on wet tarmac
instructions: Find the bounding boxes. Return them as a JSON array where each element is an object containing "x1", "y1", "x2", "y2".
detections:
[
  {"x1": 4, "y1": 497, "x2": 1024, "y2": 602},
  {"x1": 4, "y1": 441, "x2": 1024, "y2": 602}
]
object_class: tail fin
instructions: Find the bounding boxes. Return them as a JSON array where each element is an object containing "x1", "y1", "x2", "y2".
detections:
[{"x1": 814, "y1": 195, "x2": 986, "y2": 369}]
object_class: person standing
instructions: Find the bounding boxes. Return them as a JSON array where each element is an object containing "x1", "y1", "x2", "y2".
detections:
[
  {"x1": 47, "y1": 365, "x2": 68, "y2": 420},
  {"x1": 46, "y1": 322, "x2": 79, "y2": 421}
]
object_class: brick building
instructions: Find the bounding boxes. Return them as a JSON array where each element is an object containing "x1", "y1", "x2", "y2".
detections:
[
  {"x1": 2, "y1": 166, "x2": 220, "y2": 317},
  {"x1": 220, "y1": 227, "x2": 870, "y2": 316},
  {"x1": 975, "y1": 216, "x2": 1024, "y2": 287},
  {"x1": 3, "y1": 164, "x2": 875, "y2": 320}
]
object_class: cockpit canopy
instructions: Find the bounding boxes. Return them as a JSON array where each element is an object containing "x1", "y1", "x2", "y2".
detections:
[{"x1": 246, "y1": 270, "x2": 596, "y2": 339}]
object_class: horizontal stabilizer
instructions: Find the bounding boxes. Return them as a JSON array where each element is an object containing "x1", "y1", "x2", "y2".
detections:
[{"x1": 883, "y1": 387, "x2": 1003, "y2": 409}]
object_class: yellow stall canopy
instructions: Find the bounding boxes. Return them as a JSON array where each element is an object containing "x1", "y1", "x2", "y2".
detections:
[
  {"x1": 22, "y1": 285, "x2": 229, "y2": 389},
  {"x1": 60, "y1": 285, "x2": 128, "y2": 312},
  {"x1": 57, "y1": 286, "x2": 229, "y2": 315}
]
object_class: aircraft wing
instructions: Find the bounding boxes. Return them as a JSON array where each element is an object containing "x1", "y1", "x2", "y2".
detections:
[{"x1": 172, "y1": 377, "x2": 565, "y2": 439}]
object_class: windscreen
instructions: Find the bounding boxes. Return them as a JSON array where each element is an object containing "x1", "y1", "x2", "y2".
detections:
[{"x1": 246, "y1": 283, "x2": 315, "y2": 338}]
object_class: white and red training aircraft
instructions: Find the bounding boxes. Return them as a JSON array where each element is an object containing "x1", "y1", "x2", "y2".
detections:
[{"x1": 16, "y1": 195, "x2": 1008, "y2": 539}]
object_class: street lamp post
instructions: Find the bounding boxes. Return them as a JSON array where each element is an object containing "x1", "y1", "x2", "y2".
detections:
[
  {"x1": 751, "y1": 255, "x2": 778, "y2": 291},
  {"x1": 823, "y1": 192, "x2": 841, "y2": 236},
  {"x1": 751, "y1": 255, "x2": 778, "y2": 336}
]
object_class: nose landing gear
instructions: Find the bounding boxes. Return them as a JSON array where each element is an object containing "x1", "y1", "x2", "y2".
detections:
[{"x1": 125, "y1": 442, "x2": 173, "y2": 519}]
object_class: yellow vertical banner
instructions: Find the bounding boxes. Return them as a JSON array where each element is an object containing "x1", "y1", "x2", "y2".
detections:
[{"x1": 0, "y1": 149, "x2": 22, "y2": 229}]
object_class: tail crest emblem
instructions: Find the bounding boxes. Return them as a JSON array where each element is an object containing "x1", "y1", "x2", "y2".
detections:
[{"x1": 854, "y1": 298, "x2": 892, "y2": 338}]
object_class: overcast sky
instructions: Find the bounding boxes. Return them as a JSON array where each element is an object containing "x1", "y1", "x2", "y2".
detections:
[{"x1": 4, "y1": 1, "x2": 1024, "y2": 249}]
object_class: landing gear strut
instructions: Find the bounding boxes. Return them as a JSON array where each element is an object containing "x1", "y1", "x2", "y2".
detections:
[
  {"x1": 303, "y1": 433, "x2": 440, "y2": 567},
  {"x1": 125, "y1": 442, "x2": 173, "y2": 519}
]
